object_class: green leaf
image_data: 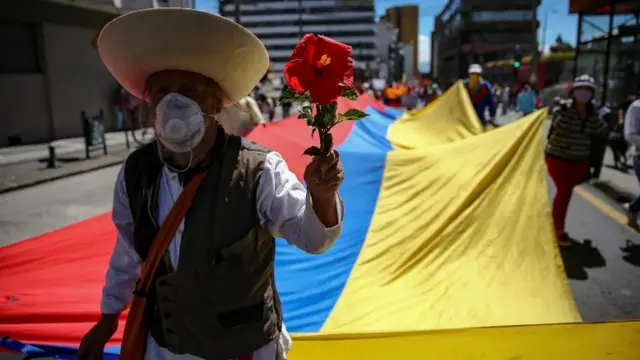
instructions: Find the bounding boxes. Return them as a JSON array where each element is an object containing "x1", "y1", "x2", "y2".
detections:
[
  {"x1": 279, "y1": 87, "x2": 298, "y2": 104},
  {"x1": 323, "y1": 111, "x2": 336, "y2": 127},
  {"x1": 311, "y1": 128, "x2": 317, "y2": 138},
  {"x1": 303, "y1": 146, "x2": 323, "y2": 156},
  {"x1": 339, "y1": 108, "x2": 368, "y2": 121},
  {"x1": 313, "y1": 111, "x2": 327, "y2": 128},
  {"x1": 320, "y1": 133, "x2": 333, "y2": 154},
  {"x1": 280, "y1": 87, "x2": 311, "y2": 105},
  {"x1": 340, "y1": 86, "x2": 358, "y2": 100},
  {"x1": 297, "y1": 105, "x2": 313, "y2": 123}
]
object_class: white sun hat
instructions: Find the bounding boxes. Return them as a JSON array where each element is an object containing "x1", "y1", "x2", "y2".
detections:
[
  {"x1": 572, "y1": 74, "x2": 596, "y2": 90},
  {"x1": 468, "y1": 64, "x2": 483, "y2": 74},
  {"x1": 97, "y1": 8, "x2": 269, "y2": 104}
]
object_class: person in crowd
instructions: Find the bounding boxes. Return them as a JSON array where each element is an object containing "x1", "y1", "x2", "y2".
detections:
[
  {"x1": 546, "y1": 75, "x2": 608, "y2": 246},
  {"x1": 623, "y1": 85, "x2": 640, "y2": 230},
  {"x1": 607, "y1": 107, "x2": 628, "y2": 171},
  {"x1": 586, "y1": 102, "x2": 613, "y2": 182},
  {"x1": 382, "y1": 82, "x2": 404, "y2": 108},
  {"x1": 401, "y1": 85, "x2": 419, "y2": 110},
  {"x1": 79, "y1": 8, "x2": 344, "y2": 360},
  {"x1": 516, "y1": 82, "x2": 538, "y2": 116},
  {"x1": 279, "y1": 85, "x2": 292, "y2": 119},
  {"x1": 217, "y1": 96, "x2": 265, "y2": 137},
  {"x1": 464, "y1": 64, "x2": 497, "y2": 128},
  {"x1": 112, "y1": 84, "x2": 127, "y2": 130},
  {"x1": 501, "y1": 85, "x2": 511, "y2": 115},
  {"x1": 619, "y1": 92, "x2": 637, "y2": 125},
  {"x1": 257, "y1": 92, "x2": 276, "y2": 122}
]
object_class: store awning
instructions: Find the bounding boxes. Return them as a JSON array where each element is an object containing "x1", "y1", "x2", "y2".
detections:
[{"x1": 570, "y1": 0, "x2": 640, "y2": 14}]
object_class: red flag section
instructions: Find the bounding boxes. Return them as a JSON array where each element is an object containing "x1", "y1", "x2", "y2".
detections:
[
  {"x1": 247, "y1": 94, "x2": 383, "y2": 179},
  {"x1": 0, "y1": 94, "x2": 382, "y2": 348}
]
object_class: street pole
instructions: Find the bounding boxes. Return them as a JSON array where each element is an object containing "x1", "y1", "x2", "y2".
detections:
[
  {"x1": 234, "y1": 0, "x2": 241, "y2": 23},
  {"x1": 529, "y1": 0, "x2": 539, "y2": 85},
  {"x1": 540, "y1": 12, "x2": 548, "y2": 56}
]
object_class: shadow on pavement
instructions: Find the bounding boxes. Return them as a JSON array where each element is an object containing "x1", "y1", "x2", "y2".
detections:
[
  {"x1": 621, "y1": 239, "x2": 640, "y2": 266},
  {"x1": 604, "y1": 164, "x2": 630, "y2": 173},
  {"x1": 560, "y1": 238, "x2": 607, "y2": 280},
  {"x1": 37, "y1": 157, "x2": 83, "y2": 164},
  {"x1": 591, "y1": 180, "x2": 634, "y2": 204}
]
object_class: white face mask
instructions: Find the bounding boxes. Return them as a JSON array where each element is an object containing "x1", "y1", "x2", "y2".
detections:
[{"x1": 154, "y1": 92, "x2": 207, "y2": 153}]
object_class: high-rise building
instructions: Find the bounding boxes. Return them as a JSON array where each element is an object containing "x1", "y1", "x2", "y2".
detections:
[
  {"x1": 431, "y1": 0, "x2": 540, "y2": 86},
  {"x1": 85, "y1": 0, "x2": 194, "y2": 10},
  {"x1": 219, "y1": 0, "x2": 376, "y2": 78},
  {"x1": 380, "y1": 5, "x2": 419, "y2": 79}
]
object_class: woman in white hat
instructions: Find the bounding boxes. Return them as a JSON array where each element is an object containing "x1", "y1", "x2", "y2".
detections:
[
  {"x1": 546, "y1": 75, "x2": 607, "y2": 246},
  {"x1": 79, "y1": 8, "x2": 344, "y2": 360}
]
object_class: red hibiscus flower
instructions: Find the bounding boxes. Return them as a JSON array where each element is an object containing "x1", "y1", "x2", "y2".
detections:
[{"x1": 284, "y1": 33, "x2": 354, "y2": 105}]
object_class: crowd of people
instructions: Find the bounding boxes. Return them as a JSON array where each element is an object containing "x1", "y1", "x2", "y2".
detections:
[
  {"x1": 111, "y1": 40, "x2": 640, "y2": 250},
  {"x1": 459, "y1": 66, "x2": 640, "y2": 245}
]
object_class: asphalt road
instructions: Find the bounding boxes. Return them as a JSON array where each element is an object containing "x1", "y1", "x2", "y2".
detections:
[{"x1": 0, "y1": 111, "x2": 638, "y2": 352}]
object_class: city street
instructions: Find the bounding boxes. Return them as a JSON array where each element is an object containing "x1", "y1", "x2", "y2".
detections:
[{"x1": 0, "y1": 111, "x2": 639, "y2": 331}]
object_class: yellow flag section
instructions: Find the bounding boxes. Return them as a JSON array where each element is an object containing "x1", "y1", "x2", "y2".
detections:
[
  {"x1": 286, "y1": 109, "x2": 640, "y2": 358},
  {"x1": 289, "y1": 321, "x2": 640, "y2": 359},
  {"x1": 323, "y1": 110, "x2": 582, "y2": 332},
  {"x1": 388, "y1": 80, "x2": 484, "y2": 149}
]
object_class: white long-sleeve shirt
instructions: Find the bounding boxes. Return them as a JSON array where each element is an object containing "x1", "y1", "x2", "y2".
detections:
[
  {"x1": 102, "y1": 151, "x2": 344, "y2": 360},
  {"x1": 624, "y1": 99, "x2": 640, "y2": 155}
]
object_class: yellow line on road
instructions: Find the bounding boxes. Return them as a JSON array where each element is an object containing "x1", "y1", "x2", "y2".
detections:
[{"x1": 574, "y1": 186, "x2": 629, "y2": 227}]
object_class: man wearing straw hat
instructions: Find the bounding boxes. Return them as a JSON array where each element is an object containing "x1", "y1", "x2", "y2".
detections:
[{"x1": 79, "y1": 8, "x2": 344, "y2": 360}]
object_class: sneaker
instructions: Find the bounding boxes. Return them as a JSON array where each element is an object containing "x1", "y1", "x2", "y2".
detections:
[{"x1": 557, "y1": 232, "x2": 573, "y2": 247}]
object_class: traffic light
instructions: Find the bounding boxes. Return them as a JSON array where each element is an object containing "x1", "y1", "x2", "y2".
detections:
[{"x1": 513, "y1": 53, "x2": 523, "y2": 77}]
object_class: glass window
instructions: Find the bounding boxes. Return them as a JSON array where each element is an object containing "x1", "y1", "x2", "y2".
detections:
[
  {"x1": 441, "y1": 0, "x2": 461, "y2": 23},
  {"x1": 471, "y1": 10, "x2": 533, "y2": 22},
  {"x1": 606, "y1": 34, "x2": 640, "y2": 108},
  {"x1": 579, "y1": 15, "x2": 610, "y2": 43}
]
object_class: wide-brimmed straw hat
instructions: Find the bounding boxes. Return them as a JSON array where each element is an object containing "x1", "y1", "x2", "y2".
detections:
[{"x1": 97, "y1": 8, "x2": 269, "y2": 103}]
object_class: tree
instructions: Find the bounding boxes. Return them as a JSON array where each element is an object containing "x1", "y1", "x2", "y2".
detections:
[{"x1": 550, "y1": 34, "x2": 573, "y2": 53}]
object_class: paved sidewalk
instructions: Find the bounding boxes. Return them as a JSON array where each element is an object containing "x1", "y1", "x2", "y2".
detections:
[
  {"x1": 0, "y1": 130, "x2": 148, "y2": 167},
  {"x1": 0, "y1": 144, "x2": 134, "y2": 194},
  {"x1": 592, "y1": 151, "x2": 639, "y2": 203}
]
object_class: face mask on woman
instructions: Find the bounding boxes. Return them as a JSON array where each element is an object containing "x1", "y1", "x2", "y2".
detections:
[
  {"x1": 154, "y1": 92, "x2": 209, "y2": 171},
  {"x1": 573, "y1": 89, "x2": 593, "y2": 103}
]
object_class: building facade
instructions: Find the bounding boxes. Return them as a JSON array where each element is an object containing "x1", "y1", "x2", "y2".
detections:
[
  {"x1": 87, "y1": 0, "x2": 194, "y2": 10},
  {"x1": 219, "y1": 0, "x2": 376, "y2": 78},
  {"x1": 572, "y1": 0, "x2": 640, "y2": 107},
  {"x1": 380, "y1": 5, "x2": 419, "y2": 79},
  {"x1": 431, "y1": 0, "x2": 540, "y2": 87},
  {"x1": 374, "y1": 21, "x2": 396, "y2": 80},
  {"x1": 0, "y1": 0, "x2": 194, "y2": 147}
]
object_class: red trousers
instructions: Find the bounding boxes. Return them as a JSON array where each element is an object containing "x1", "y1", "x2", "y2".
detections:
[{"x1": 546, "y1": 156, "x2": 590, "y2": 233}]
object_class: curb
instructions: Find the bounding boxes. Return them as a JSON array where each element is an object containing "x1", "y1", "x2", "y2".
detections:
[{"x1": 0, "y1": 158, "x2": 126, "y2": 195}]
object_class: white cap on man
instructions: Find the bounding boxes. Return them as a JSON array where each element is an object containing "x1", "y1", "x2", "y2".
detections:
[{"x1": 468, "y1": 64, "x2": 483, "y2": 74}]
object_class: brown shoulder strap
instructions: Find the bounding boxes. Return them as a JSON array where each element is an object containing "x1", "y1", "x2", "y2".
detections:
[{"x1": 135, "y1": 170, "x2": 209, "y2": 293}]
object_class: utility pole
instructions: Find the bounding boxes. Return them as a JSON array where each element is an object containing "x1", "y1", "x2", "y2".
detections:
[
  {"x1": 529, "y1": 0, "x2": 539, "y2": 84},
  {"x1": 540, "y1": 12, "x2": 548, "y2": 56}
]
